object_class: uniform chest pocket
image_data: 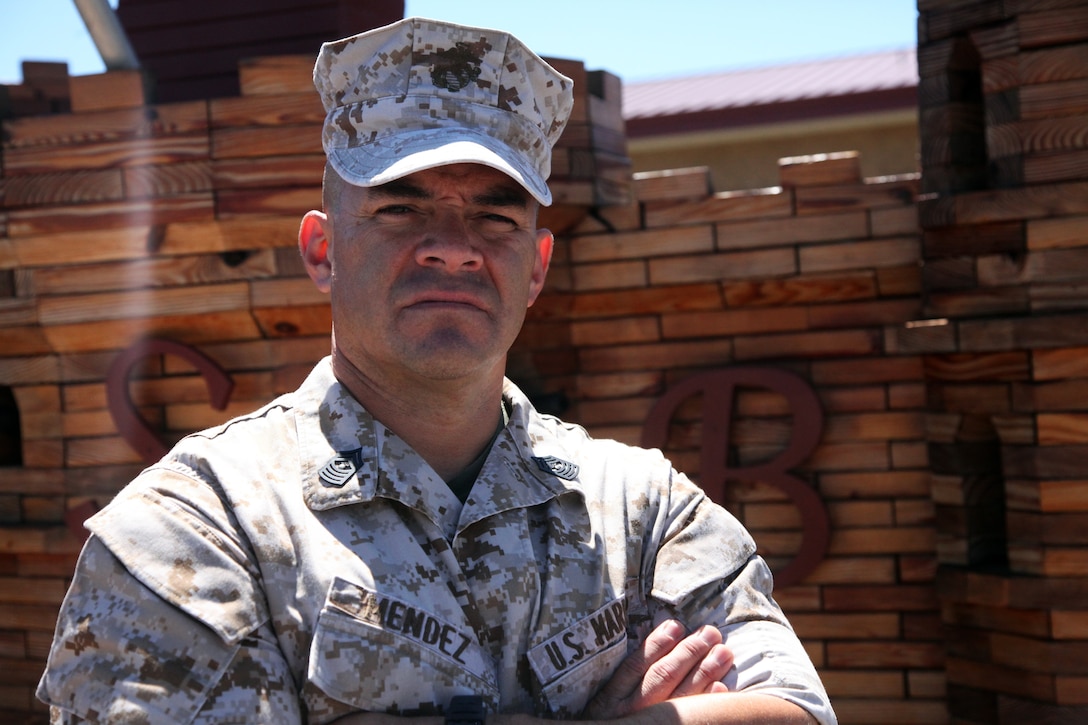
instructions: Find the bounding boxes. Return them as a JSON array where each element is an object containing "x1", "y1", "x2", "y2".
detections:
[
  {"x1": 527, "y1": 597, "x2": 629, "y2": 717},
  {"x1": 306, "y1": 577, "x2": 498, "y2": 715}
]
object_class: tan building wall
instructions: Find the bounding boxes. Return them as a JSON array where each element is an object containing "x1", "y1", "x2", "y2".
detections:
[{"x1": 629, "y1": 110, "x2": 919, "y2": 192}]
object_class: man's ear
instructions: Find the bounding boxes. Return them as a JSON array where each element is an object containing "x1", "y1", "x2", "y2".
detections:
[
  {"x1": 299, "y1": 210, "x2": 332, "y2": 293},
  {"x1": 527, "y1": 228, "x2": 554, "y2": 307}
]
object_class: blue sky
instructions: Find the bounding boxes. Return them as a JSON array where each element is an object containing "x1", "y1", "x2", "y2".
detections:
[{"x1": 1, "y1": 0, "x2": 917, "y2": 85}]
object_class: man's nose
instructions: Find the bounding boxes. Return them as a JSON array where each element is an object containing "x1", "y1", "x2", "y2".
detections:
[{"x1": 414, "y1": 215, "x2": 484, "y2": 271}]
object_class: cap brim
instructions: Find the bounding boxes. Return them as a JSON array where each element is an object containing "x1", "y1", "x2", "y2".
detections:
[{"x1": 327, "y1": 128, "x2": 553, "y2": 206}]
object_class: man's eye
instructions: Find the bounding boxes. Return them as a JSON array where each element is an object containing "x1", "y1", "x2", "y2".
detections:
[
  {"x1": 480, "y1": 213, "x2": 518, "y2": 229},
  {"x1": 376, "y1": 205, "x2": 413, "y2": 215}
]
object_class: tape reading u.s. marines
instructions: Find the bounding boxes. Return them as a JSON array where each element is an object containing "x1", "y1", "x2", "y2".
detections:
[{"x1": 528, "y1": 597, "x2": 627, "y2": 685}]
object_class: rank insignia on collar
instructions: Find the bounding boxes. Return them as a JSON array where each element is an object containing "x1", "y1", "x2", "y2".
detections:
[
  {"x1": 319, "y1": 449, "x2": 362, "y2": 488},
  {"x1": 532, "y1": 455, "x2": 579, "y2": 481}
]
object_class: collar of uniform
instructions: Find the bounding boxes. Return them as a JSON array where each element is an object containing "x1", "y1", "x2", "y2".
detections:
[
  {"x1": 454, "y1": 379, "x2": 585, "y2": 534},
  {"x1": 296, "y1": 358, "x2": 382, "y2": 512},
  {"x1": 296, "y1": 360, "x2": 585, "y2": 523}
]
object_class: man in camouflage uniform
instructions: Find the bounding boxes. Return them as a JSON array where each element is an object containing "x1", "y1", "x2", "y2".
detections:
[{"x1": 38, "y1": 17, "x2": 836, "y2": 725}]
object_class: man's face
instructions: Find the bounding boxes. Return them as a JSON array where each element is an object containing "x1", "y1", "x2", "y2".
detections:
[{"x1": 304, "y1": 163, "x2": 552, "y2": 384}]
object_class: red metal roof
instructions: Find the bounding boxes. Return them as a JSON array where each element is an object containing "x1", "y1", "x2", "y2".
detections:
[{"x1": 623, "y1": 48, "x2": 918, "y2": 122}]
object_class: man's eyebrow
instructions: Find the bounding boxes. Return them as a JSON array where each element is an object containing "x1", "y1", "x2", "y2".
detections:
[
  {"x1": 368, "y1": 179, "x2": 429, "y2": 200},
  {"x1": 367, "y1": 177, "x2": 530, "y2": 209},
  {"x1": 473, "y1": 185, "x2": 531, "y2": 209}
]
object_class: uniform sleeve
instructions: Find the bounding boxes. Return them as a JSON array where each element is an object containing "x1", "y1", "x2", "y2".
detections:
[
  {"x1": 649, "y1": 477, "x2": 838, "y2": 725},
  {"x1": 38, "y1": 535, "x2": 301, "y2": 724}
]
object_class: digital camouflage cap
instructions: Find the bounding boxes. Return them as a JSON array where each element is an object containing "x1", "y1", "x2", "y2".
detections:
[{"x1": 313, "y1": 16, "x2": 575, "y2": 206}]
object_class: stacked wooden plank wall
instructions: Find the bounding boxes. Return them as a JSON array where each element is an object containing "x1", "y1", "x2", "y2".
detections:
[
  {"x1": 517, "y1": 155, "x2": 944, "y2": 724},
  {"x1": 909, "y1": 0, "x2": 1088, "y2": 722}
]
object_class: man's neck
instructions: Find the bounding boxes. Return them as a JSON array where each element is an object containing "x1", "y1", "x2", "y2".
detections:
[{"x1": 330, "y1": 351, "x2": 506, "y2": 482}]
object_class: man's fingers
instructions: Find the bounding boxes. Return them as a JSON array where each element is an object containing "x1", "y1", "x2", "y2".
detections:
[
  {"x1": 637, "y1": 625, "x2": 722, "y2": 698},
  {"x1": 582, "y1": 619, "x2": 687, "y2": 719},
  {"x1": 583, "y1": 621, "x2": 735, "y2": 720},
  {"x1": 596, "y1": 619, "x2": 686, "y2": 701},
  {"x1": 670, "y1": 642, "x2": 734, "y2": 697}
]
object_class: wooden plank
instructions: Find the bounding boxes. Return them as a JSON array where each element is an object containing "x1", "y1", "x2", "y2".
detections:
[
  {"x1": 6, "y1": 194, "x2": 214, "y2": 237},
  {"x1": 872, "y1": 205, "x2": 920, "y2": 237},
  {"x1": 991, "y1": 632, "x2": 1088, "y2": 675},
  {"x1": 722, "y1": 273, "x2": 877, "y2": 308},
  {"x1": 807, "y1": 298, "x2": 921, "y2": 328},
  {"x1": 1025, "y1": 149, "x2": 1088, "y2": 185},
  {"x1": 969, "y1": 20, "x2": 1020, "y2": 60},
  {"x1": 37, "y1": 281, "x2": 251, "y2": 325},
  {"x1": 794, "y1": 179, "x2": 918, "y2": 216},
  {"x1": 632, "y1": 167, "x2": 711, "y2": 202},
  {"x1": 822, "y1": 412, "x2": 926, "y2": 442},
  {"x1": 237, "y1": 55, "x2": 314, "y2": 96},
  {"x1": 250, "y1": 304, "x2": 332, "y2": 338},
  {"x1": 571, "y1": 225, "x2": 713, "y2": 263},
  {"x1": 3, "y1": 135, "x2": 210, "y2": 175},
  {"x1": 1021, "y1": 78, "x2": 1088, "y2": 120},
  {"x1": 979, "y1": 248, "x2": 1088, "y2": 285},
  {"x1": 927, "y1": 286, "x2": 1030, "y2": 318},
  {"x1": 570, "y1": 317, "x2": 660, "y2": 347},
  {"x1": 1038, "y1": 413, "x2": 1088, "y2": 444},
  {"x1": 812, "y1": 355, "x2": 923, "y2": 385},
  {"x1": 828, "y1": 640, "x2": 945, "y2": 669},
  {"x1": 649, "y1": 247, "x2": 796, "y2": 285},
  {"x1": 831, "y1": 699, "x2": 950, "y2": 725},
  {"x1": 40, "y1": 310, "x2": 263, "y2": 353},
  {"x1": 717, "y1": 211, "x2": 869, "y2": 251},
  {"x1": 829, "y1": 526, "x2": 936, "y2": 555},
  {"x1": 735, "y1": 328, "x2": 879, "y2": 359},
  {"x1": 570, "y1": 260, "x2": 647, "y2": 292},
  {"x1": 0, "y1": 326, "x2": 52, "y2": 357},
  {"x1": 778, "y1": 152, "x2": 862, "y2": 187},
  {"x1": 660, "y1": 306, "x2": 808, "y2": 340},
  {"x1": 1005, "y1": 444, "x2": 1088, "y2": 479},
  {"x1": 209, "y1": 92, "x2": 324, "y2": 128},
  {"x1": 571, "y1": 371, "x2": 663, "y2": 401},
  {"x1": 1027, "y1": 213, "x2": 1088, "y2": 250},
  {"x1": 1019, "y1": 6, "x2": 1088, "y2": 48},
  {"x1": 123, "y1": 162, "x2": 213, "y2": 198},
  {"x1": 68, "y1": 70, "x2": 148, "y2": 112},
  {"x1": 942, "y1": 600, "x2": 1050, "y2": 638},
  {"x1": 799, "y1": 237, "x2": 921, "y2": 274},
  {"x1": 789, "y1": 612, "x2": 900, "y2": 640},
  {"x1": 1033, "y1": 346, "x2": 1088, "y2": 379},
  {"x1": 577, "y1": 339, "x2": 734, "y2": 374},
  {"x1": 643, "y1": 188, "x2": 791, "y2": 228},
  {"x1": 29, "y1": 248, "x2": 274, "y2": 293},
  {"x1": 216, "y1": 187, "x2": 321, "y2": 217},
  {"x1": 961, "y1": 312, "x2": 1088, "y2": 351},
  {"x1": 1, "y1": 170, "x2": 124, "y2": 207},
  {"x1": 924, "y1": 352, "x2": 1030, "y2": 382},
  {"x1": 552, "y1": 283, "x2": 722, "y2": 320},
  {"x1": 1019, "y1": 43, "x2": 1088, "y2": 86},
  {"x1": 923, "y1": 221, "x2": 1025, "y2": 258},
  {"x1": 161, "y1": 215, "x2": 301, "y2": 254},
  {"x1": 210, "y1": 125, "x2": 322, "y2": 159},
  {"x1": 823, "y1": 585, "x2": 938, "y2": 612},
  {"x1": 1, "y1": 102, "x2": 208, "y2": 150},
  {"x1": 877, "y1": 264, "x2": 923, "y2": 296},
  {"x1": 212, "y1": 154, "x2": 324, "y2": 189},
  {"x1": 10, "y1": 226, "x2": 153, "y2": 266},
  {"x1": 989, "y1": 118, "x2": 1088, "y2": 162},
  {"x1": 923, "y1": 1, "x2": 1010, "y2": 42},
  {"x1": 948, "y1": 179, "x2": 1088, "y2": 224}
]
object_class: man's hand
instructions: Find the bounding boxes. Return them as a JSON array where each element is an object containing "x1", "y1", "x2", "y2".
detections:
[{"x1": 582, "y1": 620, "x2": 733, "y2": 720}]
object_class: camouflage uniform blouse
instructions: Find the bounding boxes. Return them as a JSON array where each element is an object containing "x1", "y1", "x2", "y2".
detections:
[{"x1": 38, "y1": 357, "x2": 835, "y2": 724}]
